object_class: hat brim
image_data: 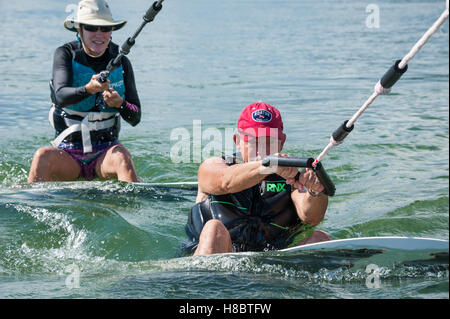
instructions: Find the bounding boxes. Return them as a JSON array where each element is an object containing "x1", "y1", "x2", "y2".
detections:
[{"x1": 64, "y1": 18, "x2": 126, "y2": 32}]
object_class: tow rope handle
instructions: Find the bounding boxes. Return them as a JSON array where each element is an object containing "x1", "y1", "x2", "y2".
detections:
[
  {"x1": 327, "y1": 60, "x2": 408, "y2": 148},
  {"x1": 97, "y1": 0, "x2": 165, "y2": 83},
  {"x1": 261, "y1": 156, "x2": 336, "y2": 196},
  {"x1": 313, "y1": 0, "x2": 448, "y2": 167}
]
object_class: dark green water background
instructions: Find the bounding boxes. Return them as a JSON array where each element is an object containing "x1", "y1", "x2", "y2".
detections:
[{"x1": 0, "y1": 0, "x2": 448, "y2": 298}]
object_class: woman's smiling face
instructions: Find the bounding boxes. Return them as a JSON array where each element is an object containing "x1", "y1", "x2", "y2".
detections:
[{"x1": 80, "y1": 25, "x2": 112, "y2": 57}]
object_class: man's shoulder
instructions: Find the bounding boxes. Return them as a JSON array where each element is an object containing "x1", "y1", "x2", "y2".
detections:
[
  {"x1": 222, "y1": 153, "x2": 242, "y2": 165},
  {"x1": 201, "y1": 153, "x2": 245, "y2": 166},
  {"x1": 202, "y1": 156, "x2": 227, "y2": 166}
]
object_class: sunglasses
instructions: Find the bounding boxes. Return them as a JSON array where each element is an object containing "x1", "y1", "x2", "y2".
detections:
[{"x1": 82, "y1": 24, "x2": 113, "y2": 32}]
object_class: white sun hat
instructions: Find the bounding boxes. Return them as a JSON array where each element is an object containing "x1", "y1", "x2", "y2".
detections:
[{"x1": 64, "y1": 0, "x2": 126, "y2": 32}]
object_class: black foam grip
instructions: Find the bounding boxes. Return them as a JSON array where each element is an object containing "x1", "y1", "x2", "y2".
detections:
[
  {"x1": 313, "y1": 162, "x2": 336, "y2": 196},
  {"x1": 332, "y1": 120, "x2": 354, "y2": 142},
  {"x1": 97, "y1": 71, "x2": 109, "y2": 83},
  {"x1": 380, "y1": 59, "x2": 408, "y2": 89},
  {"x1": 144, "y1": 1, "x2": 162, "y2": 22},
  {"x1": 121, "y1": 38, "x2": 135, "y2": 54},
  {"x1": 261, "y1": 156, "x2": 314, "y2": 168}
]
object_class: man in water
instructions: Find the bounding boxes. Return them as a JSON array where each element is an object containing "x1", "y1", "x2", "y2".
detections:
[{"x1": 184, "y1": 102, "x2": 330, "y2": 255}]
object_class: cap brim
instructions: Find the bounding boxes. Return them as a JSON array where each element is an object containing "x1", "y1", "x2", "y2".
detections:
[
  {"x1": 238, "y1": 128, "x2": 284, "y2": 142},
  {"x1": 64, "y1": 19, "x2": 127, "y2": 32}
]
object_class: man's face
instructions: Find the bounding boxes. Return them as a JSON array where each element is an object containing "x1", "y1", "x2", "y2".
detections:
[{"x1": 235, "y1": 135, "x2": 285, "y2": 162}]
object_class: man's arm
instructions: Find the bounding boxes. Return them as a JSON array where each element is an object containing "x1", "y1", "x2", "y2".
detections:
[
  {"x1": 291, "y1": 168, "x2": 329, "y2": 226},
  {"x1": 291, "y1": 190, "x2": 328, "y2": 226},
  {"x1": 197, "y1": 157, "x2": 267, "y2": 196},
  {"x1": 197, "y1": 156, "x2": 299, "y2": 200}
]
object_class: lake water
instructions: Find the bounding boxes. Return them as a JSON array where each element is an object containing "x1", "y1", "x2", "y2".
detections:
[{"x1": 0, "y1": 0, "x2": 448, "y2": 299}]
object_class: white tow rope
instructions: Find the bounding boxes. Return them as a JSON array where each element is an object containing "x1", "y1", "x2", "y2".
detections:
[
  {"x1": 399, "y1": 0, "x2": 449, "y2": 70},
  {"x1": 313, "y1": 0, "x2": 449, "y2": 166}
]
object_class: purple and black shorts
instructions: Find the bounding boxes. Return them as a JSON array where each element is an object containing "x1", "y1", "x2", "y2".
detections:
[{"x1": 58, "y1": 141, "x2": 119, "y2": 180}]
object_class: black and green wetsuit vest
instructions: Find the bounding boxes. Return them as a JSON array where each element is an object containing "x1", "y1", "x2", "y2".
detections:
[{"x1": 184, "y1": 155, "x2": 307, "y2": 253}]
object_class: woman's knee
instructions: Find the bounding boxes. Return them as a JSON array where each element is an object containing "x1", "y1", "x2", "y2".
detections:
[
  {"x1": 109, "y1": 145, "x2": 134, "y2": 167},
  {"x1": 32, "y1": 147, "x2": 61, "y2": 167},
  {"x1": 29, "y1": 147, "x2": 78, "y2": 182}
]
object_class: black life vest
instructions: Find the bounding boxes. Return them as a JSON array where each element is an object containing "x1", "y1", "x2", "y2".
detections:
[{"x1": 185, "y1": 156, "x2": 304, "y2": 253}]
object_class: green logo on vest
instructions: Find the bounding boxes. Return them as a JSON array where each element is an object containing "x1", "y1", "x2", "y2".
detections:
[{"x1": 266, "y1": 181, "x2": 286, "y2": 192}]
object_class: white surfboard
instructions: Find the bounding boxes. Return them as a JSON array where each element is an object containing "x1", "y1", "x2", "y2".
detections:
[
  {"x1": 280, "y1": 236, "x2": 449, "y2": 253},
  {"x1": 271, "y1": 237, "x2": 449, "y2": 271}
]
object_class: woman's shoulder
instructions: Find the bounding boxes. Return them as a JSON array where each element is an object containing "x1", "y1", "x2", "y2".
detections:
[
  {"x1": 120, "y1": 55, "x2": 132, "y2": 69},
  {"x1": 54, "y1": 40, "x2": 82, "y2": 56}
]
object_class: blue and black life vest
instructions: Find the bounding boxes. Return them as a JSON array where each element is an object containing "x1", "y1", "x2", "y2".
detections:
[{"x1": 49, "y1": 41, "x2": 125, "y2": 153}]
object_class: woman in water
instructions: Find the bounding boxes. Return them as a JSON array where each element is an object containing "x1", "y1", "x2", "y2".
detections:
[{"x1": 28, "y1": 0, "x2": 141, "y2": 182}]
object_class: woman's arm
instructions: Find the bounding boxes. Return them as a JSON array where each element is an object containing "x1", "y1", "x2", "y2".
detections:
[
  {"x1": 119, "y1": 57, "x2": 141, "y2": 126},
  {"x1": 51, "y1": 45, "x2": 91, "y2": 107}
]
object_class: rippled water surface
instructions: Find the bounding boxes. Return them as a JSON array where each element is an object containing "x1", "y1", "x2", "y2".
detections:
[{"x1": 0, "y1": 0, "x2": 448, "y2": 299}]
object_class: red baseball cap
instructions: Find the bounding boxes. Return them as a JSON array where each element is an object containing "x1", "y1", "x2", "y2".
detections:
[{"x1": 237, "y1": 102, "x2": 284, "y2": 142}]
